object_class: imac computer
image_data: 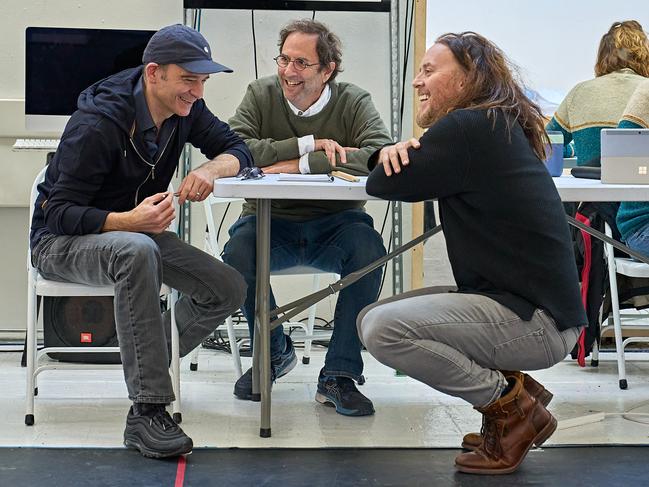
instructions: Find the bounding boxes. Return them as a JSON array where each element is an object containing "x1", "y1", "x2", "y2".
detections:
[{"x1": 25, "y1": 27, "x2": 155, "y2": 133}]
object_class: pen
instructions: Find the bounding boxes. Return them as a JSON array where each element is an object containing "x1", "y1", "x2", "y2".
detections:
[
  {"x1": 331, "y1": 171, "x2": 360, "y2": 182},
  {"x1": 156, "y1": 192, "x2": 179, "y2": 204}
]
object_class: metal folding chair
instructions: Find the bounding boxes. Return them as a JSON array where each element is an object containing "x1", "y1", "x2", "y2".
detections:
[
  {"x1": 25, "y1": 166, "x2": 183, "y2": 425},
  {"x1": 599, "y1": 222, "x2": 649, "y2": 389}
]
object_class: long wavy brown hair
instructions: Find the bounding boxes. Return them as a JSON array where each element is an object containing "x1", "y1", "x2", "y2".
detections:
[
  {"x1": 436, "y1": 31, "x2": 549, "y2": 160},
  {"x1": 595, "y1": 20, "x2": 649, "y2": 78}
]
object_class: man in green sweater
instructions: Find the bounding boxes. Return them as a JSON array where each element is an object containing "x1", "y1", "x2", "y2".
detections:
[{"x1": 223, "y1": 19, "x2": 391, "y2": 416}]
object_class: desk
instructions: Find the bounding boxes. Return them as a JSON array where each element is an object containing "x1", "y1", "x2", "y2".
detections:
[
  {"x1": 213, "y1": 174, "x2": 377, "y2": 437},
  {"x1": 553, "y1": 175, "x2": 649, "y2": 202},
  {"x1": 213, "y1": 173, "x2": 649, "y2": 436}
]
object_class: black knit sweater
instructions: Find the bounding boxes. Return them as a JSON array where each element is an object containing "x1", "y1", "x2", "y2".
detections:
[{"x1": 367, "y1": 109, "x2": 587, "y2": 331}]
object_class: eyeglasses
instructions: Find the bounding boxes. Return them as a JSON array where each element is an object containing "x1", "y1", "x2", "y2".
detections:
[
  {"x1": 237, "y1": 166, "x2": 265, "y2": 180},
  {"x1": 274, "y1": 55, "x2": 320, "y2": 71}
]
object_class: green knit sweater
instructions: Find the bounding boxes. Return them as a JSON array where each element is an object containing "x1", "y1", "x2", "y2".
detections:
[
  {"x1": 228, "y1": 75, "x2": 392, "y2": 220},
  {"x1": 615, "y1": 80, "x2": 649, "y2": 241},
  {"x1": 546, "y1": 68, "x2": 646, "y2": 166}
]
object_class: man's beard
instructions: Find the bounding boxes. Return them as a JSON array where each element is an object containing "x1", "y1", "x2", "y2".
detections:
[{"x1": 416, "y1": 105, "x2": 447, "y2": 129}]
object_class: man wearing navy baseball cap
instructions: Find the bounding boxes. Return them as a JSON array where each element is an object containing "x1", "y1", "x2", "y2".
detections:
[
  {"x1": 143, "y1": 23, "x2": 233, "y2": 74},
  {"x1": 30, "y1": 24, "x2": 252, "y2": 459}
]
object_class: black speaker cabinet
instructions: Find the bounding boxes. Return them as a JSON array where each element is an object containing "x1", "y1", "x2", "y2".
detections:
[{"x1": 42, "y1": 296, "x2": 121, "y2": 364}]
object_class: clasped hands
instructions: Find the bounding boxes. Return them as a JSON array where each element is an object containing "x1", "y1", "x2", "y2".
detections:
[{"x1": 263, "y1": 138, "x2": 359, "y2": 174}]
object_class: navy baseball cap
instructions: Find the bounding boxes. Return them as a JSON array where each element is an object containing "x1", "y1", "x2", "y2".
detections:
[{"x1": 142, "y1": 24, "x2": 232, "y2": 74}]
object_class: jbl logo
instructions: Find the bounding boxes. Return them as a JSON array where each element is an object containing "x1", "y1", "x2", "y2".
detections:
[
  {"x1": 80, "y1": 332, "x2": 93, "y2": 343},
  {"x1": 639, "y1": 166, "x2": 648, "y2": 175}
]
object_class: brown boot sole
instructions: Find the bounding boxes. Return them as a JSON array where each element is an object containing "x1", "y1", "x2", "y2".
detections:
[
  {"x1": 460, "y1": 390, "x2": 554, "y2": 451},
  {"x1": 455, "y1": 415, "x2": 558, "y2": 475}
]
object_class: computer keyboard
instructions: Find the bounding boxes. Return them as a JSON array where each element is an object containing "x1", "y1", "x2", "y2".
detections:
[{"x1": 12, "y1": 138, "x2": 60, "y2": 151}]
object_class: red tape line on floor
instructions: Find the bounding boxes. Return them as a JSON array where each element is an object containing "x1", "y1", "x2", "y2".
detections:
[{"x1": 174, "y1": 456, "x2": 187, "y2": 487}]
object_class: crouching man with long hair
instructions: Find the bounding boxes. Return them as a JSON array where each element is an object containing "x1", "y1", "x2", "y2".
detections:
[{"x1": 358, "y1": 32, "x2": 587, "y2": 475}]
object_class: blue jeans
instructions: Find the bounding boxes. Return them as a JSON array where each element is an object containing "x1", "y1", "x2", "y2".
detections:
[
  {"x1": 32, "y1": 231, "x2": 246, "y2": 403},
  {"x1": 624, "y1": 224, "x2": 649, "y2": 257},
  {"x1": 222, "y1": 209, "x2": 386, "y2": 381}
]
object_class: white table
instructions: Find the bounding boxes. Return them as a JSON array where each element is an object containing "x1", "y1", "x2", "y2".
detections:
[
  {"x1": 213, "y1": 173, "x2": 649, "y2": 437},
  {"x1": 214, "y1": 175, "x2": 375, "y2": 437},
  {"x1": 553, "y1": 175, "x2": 649, "y2": 201}
]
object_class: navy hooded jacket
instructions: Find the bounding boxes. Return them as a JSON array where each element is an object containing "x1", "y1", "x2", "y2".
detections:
[{"x1": 30, "y1": 66, "x2": 252, "y2": 249}]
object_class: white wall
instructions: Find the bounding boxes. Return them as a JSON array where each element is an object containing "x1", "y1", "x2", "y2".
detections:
[
  {"x1": 0, "y1": 0, "x2": 182, "y2": 206},
  {"x1": 426, "y1": 1, "x2": 649, "y2": 104},
  {"x1": 0, "y1": 0, "x2": 181, "y2": 332},
  {"x1": 0, "y1": 1, "x2": 406, "y2": 332}
]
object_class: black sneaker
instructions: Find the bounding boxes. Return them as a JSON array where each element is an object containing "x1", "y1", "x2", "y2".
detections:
[
  {"x1": 233, "y1": 335, "x2": 298, "y2": 401},
  {"x1": 315, "y1": 374, "x2": 375, "y2": 417},
  {"x1": 123, "y1": 404, "x2": 193, "y2": 458}
]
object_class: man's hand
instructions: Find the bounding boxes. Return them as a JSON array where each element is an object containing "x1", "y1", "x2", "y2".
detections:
[
  {"x1": 377, "y1": 138, "x2": 421, "y2": 176},
  {"x1": 315, "y1": 138, "x2": 353, "y2": 165},
  {"x1": 103, "y1": 192, "x2": 175, "y2": 233},
  {"x1": 177, "y1": 165, "x2": 214, "y2": 205},
  {"x1": 262, "y1": 159, "x2": 300, "y2": 174},
  {"x1": 177, "y1": 153, "x2": 240, "y2": 205}
]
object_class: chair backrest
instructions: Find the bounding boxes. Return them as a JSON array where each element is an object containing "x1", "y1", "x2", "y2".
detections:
[
  {"x1": 168, "y1": 183, "x2": 178, "y2": 234},
  {"x1": 27, "y1": 167, "x2": 48, "y2": 272},
  {"x1": 203, "y1": 194, "x2": 242, "y2": 260}
]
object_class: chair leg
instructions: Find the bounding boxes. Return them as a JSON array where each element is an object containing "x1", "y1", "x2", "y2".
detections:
[
  {"x1": 169, "y1": 290, "x2": 182, "y2": 423},
  {"x1": 605, "y1": 238, "x2": 627, "y2": 389},
  {"x1": 189, "y1": 346, "x2": 200, "y2": 371},
  {"x1": 226, "y1": 316, "x2": 243, "y2": 378},
  {"x1": 591, "y1": 339, "x2": 599, "y2": 367},
  {"x1": 190, "y1": 315, "x2": 243, "y2": 377},
  {"x1": 611, "y1": 302, "x2": 627, "y2": 389},
  {"x1": 302, "y1": 274, "x2": 321, "y2": 365},
  {"x1": 25, "y1": 285, "x2": 37, "y2": 426}
]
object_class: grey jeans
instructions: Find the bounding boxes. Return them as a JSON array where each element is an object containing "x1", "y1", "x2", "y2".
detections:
[
  {"x1": 357, "y1": 287, "x2": 581, "y2": 407},
  {"x1": 32, "y1": 230, "x2": 246, "y2": 403}
]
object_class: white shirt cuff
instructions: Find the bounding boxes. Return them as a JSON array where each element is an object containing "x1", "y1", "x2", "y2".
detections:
[
  {"x1": 299, "y1": 153, "x2": 311, "y2": 174},
  {"x1": 297, "y1": 135, "x2": 315, "y2": 156}
]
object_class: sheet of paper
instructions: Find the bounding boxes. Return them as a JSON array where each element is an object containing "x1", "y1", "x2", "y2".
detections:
[{"x1": 277, "y1": 173, "x2": 333, "y2": 182}]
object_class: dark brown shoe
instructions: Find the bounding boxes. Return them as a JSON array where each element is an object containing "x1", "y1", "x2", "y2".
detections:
[
  {"x1": 461, "y1": 372, "x2": 553, "y2": 451},
  {"x1": 455, "y1": 372, "x2": 557, "y2": 475}
]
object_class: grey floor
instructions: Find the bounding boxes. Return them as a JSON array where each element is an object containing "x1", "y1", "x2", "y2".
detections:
[
  {"x1": 5, "y1": 347, "x2": 649, "y2": 449},
  {"x1": 4, "y1": 447, "x2": 649, "y2": 487},
  {"x1": 4, "y1": 231, "x2": 649, "y2": 450}
]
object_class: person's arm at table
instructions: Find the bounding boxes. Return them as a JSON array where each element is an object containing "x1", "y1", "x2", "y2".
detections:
[
  {"x1": 366, "y1": 112, "x2": 471, "y2": 202},
  {"x1": 304, "y1": 90, "x2": 392, "y2": 176},
  {"x1": 183, "y1": 100, "x2": 253, "y2": 204},
  {"x1": 546, "y1": 92, "x2": 575, "y2": 158}
]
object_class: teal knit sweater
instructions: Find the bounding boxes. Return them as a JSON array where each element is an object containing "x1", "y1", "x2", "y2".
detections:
[
  {"x1": 615, "y1": 80, "x2": 649, "y2": 240},
  {"x1": 546, "y1": 68, "x2": 646, "y2": 167}
]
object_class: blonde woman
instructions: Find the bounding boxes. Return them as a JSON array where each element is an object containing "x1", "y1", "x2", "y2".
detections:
[{"x1": 546, "y1": 20, "x2": 649, "y2": 166}]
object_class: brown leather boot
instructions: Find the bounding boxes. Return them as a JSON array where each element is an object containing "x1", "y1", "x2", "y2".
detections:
[
  {"x1": 461, "y1": 372, "x2": 553, "y2": 450},
  {"x1": 454, "y1": 372, "x2": 557, "y2": 475}
]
